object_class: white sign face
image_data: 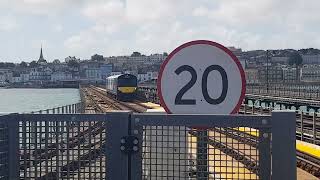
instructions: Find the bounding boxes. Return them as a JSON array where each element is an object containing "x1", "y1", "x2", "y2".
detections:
[{"x1": 157, "y1": 40, "x2": 246, "y2": 114}]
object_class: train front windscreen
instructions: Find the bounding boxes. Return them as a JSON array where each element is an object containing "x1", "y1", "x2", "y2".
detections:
[{"x1": 118, "y1": 77, "x2": 137, "y2": 87}]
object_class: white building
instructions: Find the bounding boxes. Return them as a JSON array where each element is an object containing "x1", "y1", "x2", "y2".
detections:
[
  {"x1": 300, "y1": 65, "x2": 320, "y2": 82},
  {"x1": 0, "y1": 72, "x2": 6, "y2": 82},
  {"x1": 0, "y1": 69, "x2": 13, "y2": 82},
  {"x1": 124, "y1": 70, "x2": 138, "y2": 75},
  {"x1": 85, "y1": 68, "x2": 101, "y2": 81},
  {"x1": 20, "y1": 73, "x2": 30, "y2": 82},
  {"x1": 137, "y1": 74, "x2": 149, "y2": 82},
  {"x1": 149, "y1": 54, "x2": 167, "y2": 62},
  {"x1": 282, "y1": 67, "x2": 297, "y2": 83},
  {"x1": 29, "y1": 67, "x2": 52, "y2": 82},
  {"x1": 137, "y1": 72, "x2": 158, "y2": 82},
  {"x1": 51, "y1": 71, "x2": 73, "y2": 82},
  {"x1": 245, "y1": 68, "x2": 259, "y2": 84},
  {"x1": 12, "y1": 76, "x2": 22, "y2": 83},
  {"x1": 109, "y1": 72, "x2": 122, "y2": 76},
  {"x1": 271, "y1": 56, "x2": 289, "y2": 64},
  {"x1": 302, "y1": 54, "x2": 320, "y2": 64}
]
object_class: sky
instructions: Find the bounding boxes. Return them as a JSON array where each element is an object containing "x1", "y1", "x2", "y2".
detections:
[{"x1": 0, "y1": 0, "x2": 319, "y2": 63}]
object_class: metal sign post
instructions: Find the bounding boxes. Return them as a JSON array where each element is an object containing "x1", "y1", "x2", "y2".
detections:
[
  {"x1": 157, "y1": 40, "x2": 246, "y2": 114},
  {"x1": 157, "y1": 40, "x2": 246, "y2": 179}
]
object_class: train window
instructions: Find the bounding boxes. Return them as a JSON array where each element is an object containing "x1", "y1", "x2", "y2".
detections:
[{"x1": 118, "y1": 78, "x2": 137, "y2": 86}]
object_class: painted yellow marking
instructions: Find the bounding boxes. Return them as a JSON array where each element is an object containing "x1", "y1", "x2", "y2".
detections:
[
  {"x1": 188, "y1": 133, "x2": 258, "y2": 179},
  {"x1": 236, "y1": 127, "x2": 320, "y2": 159},
  {"x1": 141, "y1": 102, "x2": 162, "y2": 109},
  {"x1": 118, "y1": 87, "x2": 136, "y2": 93},
  {"x1": 296, "y1": 140, "x2": 320, "y2": 158}
]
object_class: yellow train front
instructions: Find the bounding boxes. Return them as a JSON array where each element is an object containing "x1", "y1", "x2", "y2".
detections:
[{"x1": 106, "y1": 74, "x2": 138, "y2": 101}]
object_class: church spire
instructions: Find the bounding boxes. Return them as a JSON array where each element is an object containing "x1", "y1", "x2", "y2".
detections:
[
  {"x1": 37, "y1": 45, "x2": 47, "y2": 64},
  {"x1": 39, "y1": 45, "x2": 44, "y2": 61}
]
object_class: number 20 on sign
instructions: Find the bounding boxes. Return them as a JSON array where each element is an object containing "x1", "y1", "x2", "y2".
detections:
[{"x1": 157, "y1": 40, "x2": 246, "y2": 114}]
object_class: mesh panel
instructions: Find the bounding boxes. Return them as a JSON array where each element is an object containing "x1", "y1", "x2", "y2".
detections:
[
  {"x1": 142, "y1": 126, "x2": 260, "y2": 180},
  {"x1": 0, "y1": 120, "x2": 8, "y2": 180},
  {"x1": 19, "y1": 120, "x2": 106, "y2": 179}
]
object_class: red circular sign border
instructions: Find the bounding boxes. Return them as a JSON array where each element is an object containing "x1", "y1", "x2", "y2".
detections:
[{"x1": 157, "y1": 40, "x2": 246, "y2": 114}]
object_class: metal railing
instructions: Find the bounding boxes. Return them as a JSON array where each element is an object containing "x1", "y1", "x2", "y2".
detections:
[
  {"x1": 138, "y1": 84, "x2": 320, "y2": 102},
  {"x1": 246, "y1": 84, "x2": 320, "y2": 100},
  {"x1": 30, "y1": 102, "x2": 83, "y2": 114},
  {"x1": 0, "y1": 111, "x2": 296, "y2": 179},
  {"x1": 239, "y1": 104, "x2": 320, "y2": 145}
]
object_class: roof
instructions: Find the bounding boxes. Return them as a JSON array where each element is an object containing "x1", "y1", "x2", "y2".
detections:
[
  {"x1": 106, "y1": 74, "x2": 136, "y2": 80},
  {"x1": 106, "y1": 74, "x2": 123, "y2": 79}
]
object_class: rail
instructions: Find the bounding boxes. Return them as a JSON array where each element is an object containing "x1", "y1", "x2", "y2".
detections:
[{"x1": 138, "y1": 86, "x2": 320, "y2": 145}]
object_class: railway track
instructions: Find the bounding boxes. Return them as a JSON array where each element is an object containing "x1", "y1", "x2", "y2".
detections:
[
  {"x1": 20, "y1": 89, "x2": 112, "y2": 179},
  {"x1": 85, "y1": 86, "x2": 320, "y2": 178},
  {"x1": 87, "y1": 86, "x2": 147, "y2": 113},
  {"x1": 137, "y1": 87, "x2": 320, "y2": 178},
  {"x1": 138, "y1": 86, "x2": 320, "y2": 145},
  {"x1": 239, "y1": 105, "x2": 320, "y2": 145},
  {"x1": 87, "y1": 86, "x2": 262, "y2": 176},
  {"x1": 229, "y1": 127, "x2": 320, "y2": 178}
]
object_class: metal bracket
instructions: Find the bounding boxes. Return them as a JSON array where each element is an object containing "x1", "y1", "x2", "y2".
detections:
[{"x1": 120, "y1": 136, "x2": 139, "y2": 153}]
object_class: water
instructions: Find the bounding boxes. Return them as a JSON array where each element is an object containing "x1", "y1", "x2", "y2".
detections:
[{"x1": 0, "y1": 88, "x2": 80, "y2": 113}]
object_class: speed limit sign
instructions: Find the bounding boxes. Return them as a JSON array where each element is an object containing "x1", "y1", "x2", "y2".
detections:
[{"x1": 157, "y1": 40, "x2": 246, "y2": 114}]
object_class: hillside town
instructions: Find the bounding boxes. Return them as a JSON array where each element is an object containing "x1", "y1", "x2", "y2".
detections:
[{"x1": 1, "y1": 46, "x2": 320, "y2": 88}]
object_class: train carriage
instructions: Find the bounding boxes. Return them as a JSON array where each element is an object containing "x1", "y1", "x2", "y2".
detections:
[{"x1": 106, "y1": 74, "x2": 137, "y2": 101}]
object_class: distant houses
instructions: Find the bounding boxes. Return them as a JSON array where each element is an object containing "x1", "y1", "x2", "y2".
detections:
[
  {"x1": 0, "y1": 48, "x2": 165, "y2": 87},
  {"x1": 2, "y1": 46, "x2": 320, "y2": 87}
]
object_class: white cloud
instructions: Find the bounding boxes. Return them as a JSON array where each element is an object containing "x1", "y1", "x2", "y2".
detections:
[
  {"x1": 61, "y1": 0, "x2": 320, "y2": 57},
  {"x1": 0, "y1": 16, "x2": 19, "y2": 31},
  {"x1": 1, "y1": 0, "x2": 320, "y2": 61},
  {"x1": 192, "y1": 6, "x2": 210, "y2": 17},
  {"x1": 0, "y1": 0, "x2": 83, "y2": 15},
  {"x1": 53, "y1": 24, "x2": 63, "y2": 32}
]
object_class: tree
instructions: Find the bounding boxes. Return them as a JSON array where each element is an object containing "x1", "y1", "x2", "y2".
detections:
[
  {"x1": 163, "y1": 52, "x2": 168, "y2": 56},
  {"x1": 91, "y1": 54, "x2": 104, "y2": 61},
  {"x1": 52, "y1": 59, "x2": 61, "y2": 64},
  {"x1": 0, "y1": 62, "x2": 15, "y2": 68},
  {"x1": 131, "y1": 52, "x2": 141, "y2": 57},
  {"x1": 288, "y1": 51, "x2": 303, "y2": 66},
  {"x1": 288, "y1": 51, "x2": 303, "y2": 82},
  {"x1": 67, "y1": 59, "x2": 79, "y2": 68},
  {"x1": 29, "y1": 61, "x2": 38, "y2": 68},
  {"x1": 65, "y1": 56, "x2": 80, "y2": 63},
  {"x1": 20, "y1": 61, "x2": 28, "y2": 68}
]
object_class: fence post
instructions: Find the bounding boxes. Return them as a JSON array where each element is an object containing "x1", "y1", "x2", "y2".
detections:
[
  {"x1": 313, "y1": 113, "x2": 316, "y2": 144},
  {"x1": 300, "y1": 113, "x2": 304, "y2": 141},
  {"x1": 271, "y1": 111, "x2": 296, "y2": 180},
  {"x1": 259, "y1": 126, "x2": 271, "y2": 180},
  {"x1": 7, "y1": 115, "x2": 19, "y2": 179},
  {"x1": 197, "y1": 130, "x2": 208, "y2": 179},
  {"x1": 105, "y1": 112, "x2": 131, "y2": 179}
]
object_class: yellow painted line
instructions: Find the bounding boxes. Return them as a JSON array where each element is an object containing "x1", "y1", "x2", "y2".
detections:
[
  {"x1": 143, "y1": 103, "x2": 320, "y2": 175},
  {"x1": 188, "y1": 134, "x2": 257, "y2": 179},
  {"x1": 118, "y1": 87, "x2": 136, "y2": 93},
  {"x1": 296, "y1": 140, "x2": 320, "y2": 159},
  {"x1": 236, "y1": 127, "x2": 320, "y2": 159},
  {"x1": 237, "y1": 127, "x2": 259, "y2": 137},
  {"x1": 141, "y1": 102, "x2": 162, "y2": 109}
]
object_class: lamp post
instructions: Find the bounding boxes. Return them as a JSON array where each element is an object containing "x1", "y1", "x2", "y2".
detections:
[{"x1": 266, "y1": 50, "x2": 269, "y2": 93}]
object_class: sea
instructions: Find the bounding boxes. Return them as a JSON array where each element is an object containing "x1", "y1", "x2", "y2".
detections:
[{"x1": 0, "y1": 88, "x2": 80, "y2": 114}]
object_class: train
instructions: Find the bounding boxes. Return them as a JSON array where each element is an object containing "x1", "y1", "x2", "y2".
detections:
[{"x1": 106, "y1": 74, "x2": 138, "y2": 101}]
